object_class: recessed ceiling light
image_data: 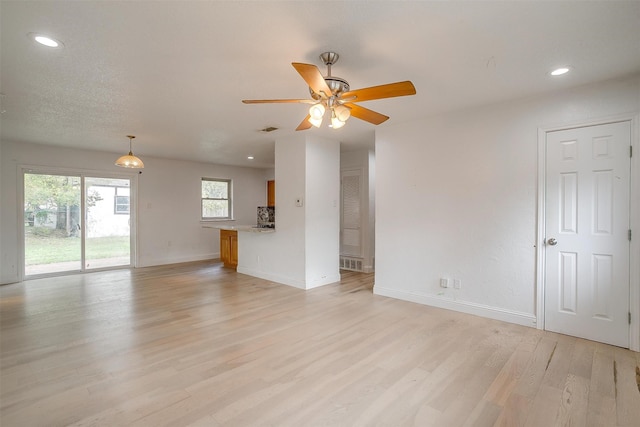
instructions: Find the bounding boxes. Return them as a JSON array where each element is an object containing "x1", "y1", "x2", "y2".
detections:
[
  {"x1": 29, "y1": 33, "x2": 63, "y2": 48},
  {"x1": 550, "y1": 67, "x2": 570, "y2": 76},
  {"x1": 247, "y1": 156, "x2": 254, "y2": 160}
]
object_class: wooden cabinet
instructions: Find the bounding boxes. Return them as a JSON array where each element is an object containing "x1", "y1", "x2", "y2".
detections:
[
  {"x1": 220, "y1": 229, "x2": 238, "y2": 269},
  {"x1": 267, "y1": 180, "x2": 275, "y2": 206}
]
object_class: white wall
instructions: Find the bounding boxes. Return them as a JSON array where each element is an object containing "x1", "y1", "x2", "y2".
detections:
[
  {"x1": 237, "y1": 136, "x2": 307, "y2": 287},
  {"x1": 135, "y1": 154, "x2": 267, "y2": 268},
  {"x1": 368, "y1": 150, "x2": 376, "y2": 270},
  {"x1": 0, "y1": 140, "x2": 269, "y2": 284},
  {"x1": 375, "y1": 74, "x2": 640, "y2": 328},
  {"x1": 0, "y1": 140, "x2": 3, "y2": 282},
  {"x1": 238, "y1": 134, "x2": 340, "y2": 289},
  {"x1": 305, "y1": 136, "x2": 340, "y2": 287}
]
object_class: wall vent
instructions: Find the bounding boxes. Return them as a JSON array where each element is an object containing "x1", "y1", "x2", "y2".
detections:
[{"x1": 340, "y1": 256, "x2": 363, "y2": 272}]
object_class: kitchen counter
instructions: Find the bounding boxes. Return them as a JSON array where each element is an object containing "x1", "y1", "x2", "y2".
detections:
[{"x1": 202, "y1": 224, "x2": 275, "y2": 233}]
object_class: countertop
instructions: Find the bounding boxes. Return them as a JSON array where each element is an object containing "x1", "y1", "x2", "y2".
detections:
[{"x1": 202, "y1": 224, "x2": 275, "y2": 233}]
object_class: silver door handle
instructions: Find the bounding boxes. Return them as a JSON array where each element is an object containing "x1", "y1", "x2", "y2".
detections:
[{"x1": 547, "y1": 238, "x2": 557, "y2": 246}]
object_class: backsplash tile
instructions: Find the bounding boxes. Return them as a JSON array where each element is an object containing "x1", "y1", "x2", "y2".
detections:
[{"x1": 257, "y1": 206, "x2": 275, "y2": 227}]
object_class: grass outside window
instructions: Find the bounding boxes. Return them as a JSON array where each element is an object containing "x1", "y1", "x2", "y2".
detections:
[{"x1": 25, "y1": 228, "x2": 129, "y2": 265}]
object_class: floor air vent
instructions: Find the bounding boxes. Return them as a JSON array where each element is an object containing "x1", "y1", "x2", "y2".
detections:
[{"x1": 340, "y1": 257, "x2": 363, "y2": 272}]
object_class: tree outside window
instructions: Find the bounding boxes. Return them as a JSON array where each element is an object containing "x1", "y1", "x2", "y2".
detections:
[{"x1": 24, "y1": 173, "x2": 102, "y2": 237}]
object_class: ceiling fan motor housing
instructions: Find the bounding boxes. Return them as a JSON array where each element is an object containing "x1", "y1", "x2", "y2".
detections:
[
  {"x1": 308, "y1": 51, "x2": 350, "y2": 99},
  {"x1": 309, "y1": 76, "x2": 350, "y2": 99}
]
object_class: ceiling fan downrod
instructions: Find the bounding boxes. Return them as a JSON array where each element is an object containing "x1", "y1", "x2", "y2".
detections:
[
  {"x1": 320, "y1": 51, "x2": 339, "y2": 76},
  {"x1": 316, "y1": 52, "x2": 350, "y2": 98}
]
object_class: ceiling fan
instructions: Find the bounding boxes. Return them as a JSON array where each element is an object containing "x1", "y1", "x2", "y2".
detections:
[{"x1": 242, "y1": 52, "x2": 416, "y2": 131}]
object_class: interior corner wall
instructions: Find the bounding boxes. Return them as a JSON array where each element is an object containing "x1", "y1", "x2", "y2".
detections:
[
  {"x1": 374, "y1": 74, "x2": 640, "y2": 327},
  {"x1": 264, "y1": 167, "x2": 275, "y2": 181},
  {"x1": 237, "y1": 134, "x2": 340, "y2": 289},
  {"x1": 0, "y1": 141, "x2": 268, "y2": 284},
  {"x1": 237, "y1": 136, "x2": 307, "y2": 287}
]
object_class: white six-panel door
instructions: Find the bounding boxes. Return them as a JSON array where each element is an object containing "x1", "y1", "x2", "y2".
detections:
[{"x1": 544, "y1": 121, "x2": 631, "y2": 347}]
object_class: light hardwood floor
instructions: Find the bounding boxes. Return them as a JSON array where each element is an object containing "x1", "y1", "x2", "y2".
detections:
[{"x1": 1, "y1": 261, "x2": 639, "y2": 426}]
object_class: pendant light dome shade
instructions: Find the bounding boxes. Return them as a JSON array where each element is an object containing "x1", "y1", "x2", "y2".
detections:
[{"x1": 115, "y1": 135, "x2": 144, "y2": 168}]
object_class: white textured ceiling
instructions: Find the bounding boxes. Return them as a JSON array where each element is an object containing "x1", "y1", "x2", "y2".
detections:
[{"x1": 1, "y1": 1, "x2": 639, "y2": 168}]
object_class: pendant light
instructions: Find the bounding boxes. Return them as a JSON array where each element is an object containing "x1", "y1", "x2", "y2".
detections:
[{"x1": 115, "y1": 135, "x2": 144, "y2": 168}]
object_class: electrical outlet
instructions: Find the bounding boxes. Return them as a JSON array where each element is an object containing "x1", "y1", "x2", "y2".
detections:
[
  {"x1": 440, "y1": 278, "x2": 449, "y2": 288},
  {"x1": 453, "y1": 279, "x2": 461, "y2": 289}
]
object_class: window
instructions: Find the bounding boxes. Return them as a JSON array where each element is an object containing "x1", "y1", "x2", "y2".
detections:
[
  {"x1": 114, "y1": 187, "x2": 130, "y2": 214},
  {"x1": 201, "y1": 178, "x2": 232, "y2": 220}
]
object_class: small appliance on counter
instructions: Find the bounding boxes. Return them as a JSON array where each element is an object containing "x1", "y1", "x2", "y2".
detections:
[{"x1": 257, "y1": 206, "x2": 275, "y2": 228}]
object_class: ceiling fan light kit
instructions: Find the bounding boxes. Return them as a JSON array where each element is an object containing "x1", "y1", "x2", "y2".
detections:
[
  {"x1": 242, "y1": 51, "x2": 416, "y2": 131},
  {"x1": 330, "y1": 110, "x2": 346, "y2": 129},
  {"x1": 309, "y1": 115, "x2": 323, "y2": 128},
  {"x1": 309, "y1": 103, "x2": 326, "y2": 127},
  {"x1": 334, "y1": 104, "x2": 351, "y2": 122}
]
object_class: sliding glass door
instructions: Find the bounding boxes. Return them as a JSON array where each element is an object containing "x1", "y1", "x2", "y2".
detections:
[
  {"x1": 24, "y1": 173, "x2": 82, "y2": 275},
  {"x1": 85, "y1": 177, "x2": 131, "y2": 270},
  {"x1": 24, "y1": 172, "x2": 133, "y2": 277}
]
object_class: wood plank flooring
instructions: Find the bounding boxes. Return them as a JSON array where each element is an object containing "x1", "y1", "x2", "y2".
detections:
[{"x1": 1, "y1": 260, "x2": 639, "y2": 426}]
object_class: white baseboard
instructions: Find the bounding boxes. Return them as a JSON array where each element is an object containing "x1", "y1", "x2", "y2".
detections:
[
  {"x1": 0, "y1": 274, "x2": 20, "y2": 285},
  {"x1": 237, "y1": 266, "x2": 307, "y2": 289},
  {"x1": 138, "y1": 252, "x2": 217, "y2": 268},
  {"x1": 374, "y1": 286, "x2": 537, "y2": 328},
  {"x1": 236, "y1": 267, "x2": 340, "y2": 290},
  {"x1": 305, "y1": 274, "x2": 342, "y2": 289}
]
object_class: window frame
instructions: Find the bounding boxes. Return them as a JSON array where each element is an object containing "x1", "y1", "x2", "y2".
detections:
[
  {"x1": 201, "y1": 177, "x2": 233, "y2": 221},
  {"x1": 113, "y1": 186, "x2": 130, "y2": 215}
]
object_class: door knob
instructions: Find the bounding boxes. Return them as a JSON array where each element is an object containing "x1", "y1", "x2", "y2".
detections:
[{"x1": 547, "y1": 238, "x2": 558, "y2": 246}]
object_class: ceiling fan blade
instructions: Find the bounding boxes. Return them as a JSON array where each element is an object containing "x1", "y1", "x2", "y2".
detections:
[
  {"x1": 292, "y1": 63, "x2": 333, "y2": 98},
  {"x1": 296, "y1": 115, "x2": 313, "y2": 131},
  {"x1": 345, "y1": 103, "x2": 389, "y2": 125},
  {"x1": 242, "y1": 99, "x2": 315, "y2": 104},
  {"x1": 340, "y1": 81, "x2": 416, "y2": 103}
]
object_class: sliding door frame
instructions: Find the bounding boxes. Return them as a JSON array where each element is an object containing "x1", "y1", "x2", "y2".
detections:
[{"x1": 18, "y1": 165, "x2": 139, "y2": 281}]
